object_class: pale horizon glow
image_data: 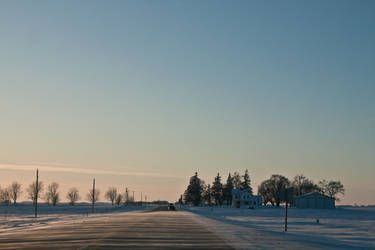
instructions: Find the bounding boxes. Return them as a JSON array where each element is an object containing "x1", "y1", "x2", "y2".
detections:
[{"x1": 0, "y1": 163, "x2": 181, "y2": 179}]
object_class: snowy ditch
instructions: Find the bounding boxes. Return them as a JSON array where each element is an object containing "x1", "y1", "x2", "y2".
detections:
[
  {"x1": 183, "y1": 205, "x2": 375, "y2": 249},
  {"x1": 0, "y1": 203, "x2": 147, "y2": 234}
]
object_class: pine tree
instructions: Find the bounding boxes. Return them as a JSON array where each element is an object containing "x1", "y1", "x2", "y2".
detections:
[
  {"x1": 203, "y1": 184, "x2": 212, "y2": 206},
  {"x1": 212, "y1": 173, "x2": 223, "y2": 206},
  {"x1": 223, "y1": 173, "x2": 234, "y2": 205},
  {"x1": 241, "y1": 169, "x2": 252, "y2": 194},
  {"x1": 232, "y1": 172, "x2": 242, "y2": 189},
  {"x1": 184, "y1": 172, "x2": 203, "y2": 206}
]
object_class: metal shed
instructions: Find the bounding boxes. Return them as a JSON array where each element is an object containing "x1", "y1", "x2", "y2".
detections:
[{"x1": 293, "y1": 192, "x2": 335, "y2": 209}]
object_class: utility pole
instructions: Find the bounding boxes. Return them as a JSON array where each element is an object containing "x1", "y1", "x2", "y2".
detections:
[
  {"x1": 92, "y1": 178, "x2": 95, "y2": 213},
  {"x1": 125, "y1": 187, "x2": 129, "y2": 205},
  {"x1": 283, "y1": 187, "x2": 293, "y2": 232},
  {"x1": 34, "y1": 169, "x2": 39, "y2": 218},
  {"x1": 285, "y1": 201, "x2": 288, "y2": 232}
]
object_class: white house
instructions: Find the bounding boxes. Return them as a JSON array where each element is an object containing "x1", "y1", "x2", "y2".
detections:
[{"x1": 232, "y1": 189, "x2": 262, "y2": 207}]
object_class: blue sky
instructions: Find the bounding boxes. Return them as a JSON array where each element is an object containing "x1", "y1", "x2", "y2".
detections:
[{"x1": 0, "y1": 1, "x2": 374, "y2": 204}]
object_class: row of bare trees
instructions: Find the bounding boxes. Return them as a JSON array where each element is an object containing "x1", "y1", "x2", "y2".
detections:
[
  {"x1": 0, "y1": 182, "x2": 22, "y2": 205},
  {"x1": 0, "y1": 182, "x2": 135, "y2": 206}
]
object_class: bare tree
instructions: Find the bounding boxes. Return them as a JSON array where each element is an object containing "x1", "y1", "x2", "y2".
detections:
[
  {"x1": 27, "y1": 181, "x2": 44, "y2": 205},
  {"x1": 258, "y1": 179, "x2": 274, "y2": 205},
  {"x1": 45, "y1": 182, "x2": 60, "y2": 206},
  {"x1": 87, "y1": 188, "x2": 100, "y2": 203},
  {"x1": 66, "y1": 188, "x2": 80, "y2": 206},
  {"x1": 105, "y1": 187, "x2": 117, "y2": 205},
  {"x1": 0, "y1": 186, "x2": 11, "y2": 205},
  {"x1": 9, "y1": 182, "x2": 22, "y2": 205},
  {"x1": 125, "y1": 188, "x2": 129, "y2": 204},
  {"x1": 115, "y1": 193, "x2": 123, "y2": 206},
  {"x1": 292, "y1": 175, "x2": 319, "y2": 196},
  {"x1": 319, "y1": 179, "x2": 345, "y2": 201},
  {"x1": 257, "y1": 175, "x2": 290, "y2": 206},
  {"x1": 127, "y1": 195, "x2": 134, "y2": 203}
]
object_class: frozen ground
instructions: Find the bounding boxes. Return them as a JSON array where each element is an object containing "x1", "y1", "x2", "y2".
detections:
[
  {"x1": 0, "y1": 203, "x2": 148, "y2": 234},
  {"x1": 1, "y1": 203, "x2": 374, "y2": 249},
  {"x1": 183, "y1": 205, "x2": 375, "y2": 249},
  {"x1": 0, "y1": 208, "x2": 233, "y2": 249}
]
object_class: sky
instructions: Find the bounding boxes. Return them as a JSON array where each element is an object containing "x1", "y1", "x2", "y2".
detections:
[{"x1": 0, "y1": 1, "x2": 374, "y2": 204}]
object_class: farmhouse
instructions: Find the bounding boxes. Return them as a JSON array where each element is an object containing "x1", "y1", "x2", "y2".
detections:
[
  {"x1": 293, "y1": 192, "x2": 335, "y2": 209},
  {"x1": 232, "y1": 189, "x2": 262, "y2": 207}
]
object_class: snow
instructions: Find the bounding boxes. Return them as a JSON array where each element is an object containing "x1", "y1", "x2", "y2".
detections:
[
  {"x1": 0, "y1": 203, "x2": 148, "y2": 234},
  {"x1": 183, "y1": 205, "x2": 375, "y2": 249},
  {"x1": 2, "y1": 203, "x2": 374, "y2": 249}
]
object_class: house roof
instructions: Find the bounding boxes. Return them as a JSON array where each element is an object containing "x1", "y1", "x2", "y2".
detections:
[
  {"x1": 232, "y1": 188, "x2": 252, "y2": 195},
  {"x1": 294, "y1": 192, "x2": 335, "y2": 200}
]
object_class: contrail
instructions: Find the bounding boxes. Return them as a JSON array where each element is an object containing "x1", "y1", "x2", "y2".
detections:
[{"x1": 0, "y1": 163, "x2": 180, "y2": 179}]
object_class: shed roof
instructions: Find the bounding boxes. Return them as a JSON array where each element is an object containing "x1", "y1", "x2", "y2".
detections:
[{"x1": 294, "y1": 192, "x2": 335, "y2": 200}]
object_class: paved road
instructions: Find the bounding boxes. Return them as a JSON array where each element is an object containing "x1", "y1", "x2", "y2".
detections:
[{"x1": 0, "y1": 207, "x2": 233, "y2": 250}]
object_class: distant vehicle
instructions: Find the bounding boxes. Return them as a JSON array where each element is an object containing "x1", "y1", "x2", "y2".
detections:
[{"x1": 168, "y1": 203, "x2": 176, "y2": 211}]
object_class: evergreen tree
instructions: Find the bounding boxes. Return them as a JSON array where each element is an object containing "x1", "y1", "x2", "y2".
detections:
[
  {"x1": 202, "y1": 184, "x2": 212, "y2": 206},
  {"x1": 223, "y1": 173, "x2": 234, "y2": 205},
  {"x1": 183, "y1": 172, "x2": 203, "y2": 206},
  {"x1": 178, "y1": 195, "x2": 183, "y2": 205},
  {"x1": 212, "y1": 173, "x2": 223, "y2": 206},
  {"x1": 232, "y1": 172, "x2": 242, "y2": 189},
  {"x1": 183, "y1": 189, "x2": 190, "y2": 204},
  {"x1": 240, "y1": 169, "x2": 252, "y2": 193}
]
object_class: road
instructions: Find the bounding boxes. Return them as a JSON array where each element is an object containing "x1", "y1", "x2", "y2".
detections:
[{"x1": 0, "y1": 207, "x2": 234, "y2": 250}]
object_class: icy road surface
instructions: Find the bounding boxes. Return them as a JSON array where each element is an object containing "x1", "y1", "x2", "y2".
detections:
[{"x1": 0, "y1": 207, "x2": 233, "y2": 249}]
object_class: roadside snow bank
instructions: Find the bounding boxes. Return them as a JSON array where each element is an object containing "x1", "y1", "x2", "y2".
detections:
[
  {"x1": 184, "y1": 206, "x2": 375, "y2": 249},
  {"x1": 0, "y1": 203, "x2": 148, "y2": 234}
]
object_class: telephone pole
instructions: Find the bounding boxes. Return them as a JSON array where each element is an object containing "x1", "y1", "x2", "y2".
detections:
[
  {"x1": 92, "y1": 178, "x2": 95, "y2": 213},
  {"x1": 285, "y1": 201, "x2": 288, "y2": 232},
  {"x1": 34, "y1": 169, "x2": 39, "y2": 218},
  {"x1": 283, "y1": 187, "x2": 293, "y2": 232}
]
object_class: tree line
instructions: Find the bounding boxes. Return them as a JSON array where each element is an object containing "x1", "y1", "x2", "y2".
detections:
[
  {"x1": 182, "y1": 171, "x2": 345, "y2": 206},
  {"x1": 0, "y1": 181, "x2": 137, "y2": 206}
]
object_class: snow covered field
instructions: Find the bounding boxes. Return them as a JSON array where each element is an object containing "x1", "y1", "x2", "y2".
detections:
[
  {"x1": 0, "y1": 203, "x2": 147, "y2": 234},
  {"x1": 1, "y1": 203, "x2": 374, "y2": 249},
  {"x1": 183, "y1": 205, "x2": 375, "y2": 249}
]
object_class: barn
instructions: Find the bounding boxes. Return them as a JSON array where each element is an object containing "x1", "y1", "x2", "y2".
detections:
[{"x1": 293, "y1": 192, "x2": 335, "y2": 209}]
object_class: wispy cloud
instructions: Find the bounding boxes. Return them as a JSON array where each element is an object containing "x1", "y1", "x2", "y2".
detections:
[{"x1": 0, "y1": 163, "x2": 180, "y2": 179}]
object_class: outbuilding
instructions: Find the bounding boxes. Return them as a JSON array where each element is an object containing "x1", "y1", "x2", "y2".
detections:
[{"x1": 293, "y1": 192, "x2": 335, "y2": 209}]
